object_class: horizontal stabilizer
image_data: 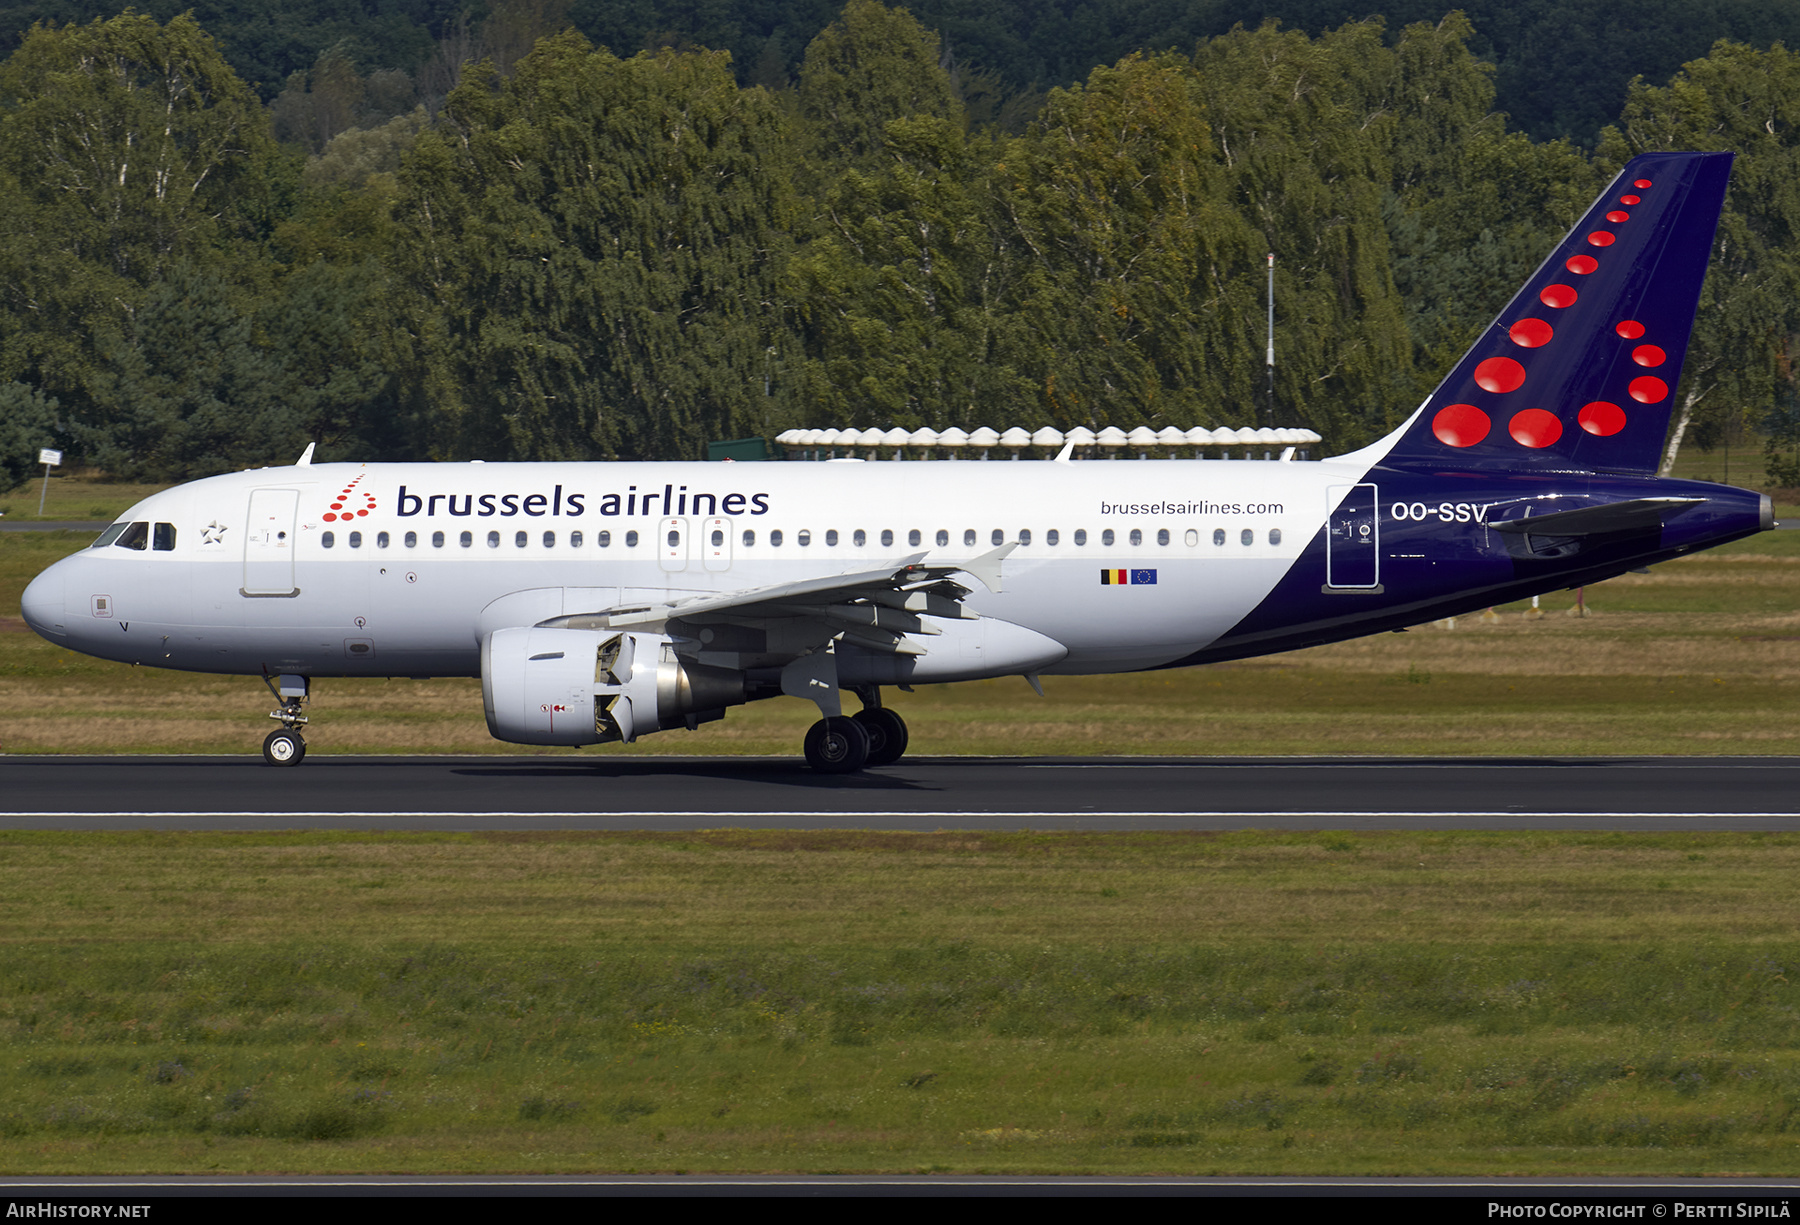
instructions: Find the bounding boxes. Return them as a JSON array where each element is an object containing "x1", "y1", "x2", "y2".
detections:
[{"x1": 1492, "y1": 497, "x2": 1703, "y2": 537}]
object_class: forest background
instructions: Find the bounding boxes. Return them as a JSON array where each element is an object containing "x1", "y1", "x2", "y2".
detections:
[{"x1": 3, "y1": 0, "x2": 1800, "y2": 490}]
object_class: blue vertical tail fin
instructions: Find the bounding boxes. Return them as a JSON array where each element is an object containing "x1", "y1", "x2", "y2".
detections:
[{"x1": 1374, "y1": 151, "x2": 1732, "y2": 475}]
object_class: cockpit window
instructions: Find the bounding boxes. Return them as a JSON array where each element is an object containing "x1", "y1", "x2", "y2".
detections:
[
  {"x1": 91, "y1": 523, "x2": 127, "y2": 548},
  {"x1": 113, "y1": 521, "x2": 149, "y2": 551},
  {"x1": 152, "y1": 523, "x2": 176, "y2": 551}
]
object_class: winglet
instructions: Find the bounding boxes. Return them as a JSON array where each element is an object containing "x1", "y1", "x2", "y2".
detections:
[
  {"x1": 295, "y1": 443, "x2": 315, "y2": 467},
  {"x1": 1053, "y1": 439, "x2": 1076, "y2": 464}
]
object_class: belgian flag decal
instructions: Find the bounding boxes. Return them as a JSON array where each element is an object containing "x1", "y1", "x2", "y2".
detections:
[{"x1": 1101, "y1": 569, "x2": 1157, "y2": 585}]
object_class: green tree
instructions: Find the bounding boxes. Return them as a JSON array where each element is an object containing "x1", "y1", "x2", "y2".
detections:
[
  {"x1": 797, "y1": 0, "x2": 959, "y2": 174},
  {"x1": 0, "y1": 11, "x2": 285, "y2": 466},
  {"x1": 0, "y1": 382, "x2": 59, "y2": 493},
  {"x1": 0, "y1": 12, "x2": 277, "y2": 287},
  {"x1": 79, "y1": 269, "x2": 302, "y2": 480},
  {"x1": 1604, "y1": 40, "x2": 1800, "y2": 474},
  {"x1": 1189, "y1": 22, "x2": 1412, "y2": 445},
  {"x1": 787, "y1": 115, "x2": 1028, "y2": 428},
  {"x1": 395, "y1": 34, "x2": 798, "y2": 460},
  {"x1": 992, "y1": 52, "x2": 1261, "y2": 431},
  {"x1": 1377, "y1": 15, "x2": 1605, "y2": 394}
]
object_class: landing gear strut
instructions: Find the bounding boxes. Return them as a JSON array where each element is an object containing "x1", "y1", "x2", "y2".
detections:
[
  {"x1": 785, "y1": 651, "x2": 910, "y2": 774},
  {"x1": 261, "y1": 673, "x2": 309, "y2": 767}
]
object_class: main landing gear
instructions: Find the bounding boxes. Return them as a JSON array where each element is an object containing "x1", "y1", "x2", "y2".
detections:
[
  {"x1": 801, "y1": 688, "x2": 909, "y2": 774},
  {"x1": 261, "y1": 673, "x2": 309, "y2": 767}
]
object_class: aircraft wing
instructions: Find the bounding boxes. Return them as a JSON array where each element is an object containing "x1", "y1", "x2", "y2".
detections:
[{"x1": 537, "y1": 543, "x2": 1017, "y2": 658}]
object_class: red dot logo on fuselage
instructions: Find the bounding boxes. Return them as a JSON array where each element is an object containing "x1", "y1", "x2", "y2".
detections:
[{"x1": 323, "y1": 473, "x2": 378, "y2": 522}]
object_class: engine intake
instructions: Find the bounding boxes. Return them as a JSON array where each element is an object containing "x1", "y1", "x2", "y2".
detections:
[{"x1": 481, "y1": 627, "x2": 745, "y2": 746}]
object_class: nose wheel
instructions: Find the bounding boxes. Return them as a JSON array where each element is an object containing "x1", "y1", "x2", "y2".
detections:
[
  {"x1": 263, "y1": 727, "x2": 306, "y2": 766},
  {"x1": 261, "y1": 673, "x2": 311, "y2": 766}
]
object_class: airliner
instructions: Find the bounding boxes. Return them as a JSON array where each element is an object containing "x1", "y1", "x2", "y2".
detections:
[{"x1": 19, "y1": 151, "x2": 1770, "y2": 771}]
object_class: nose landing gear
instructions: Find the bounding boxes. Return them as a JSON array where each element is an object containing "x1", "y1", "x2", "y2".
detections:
[{"x1": 261, "y1": 673, "x2": 310, "y2": 766}]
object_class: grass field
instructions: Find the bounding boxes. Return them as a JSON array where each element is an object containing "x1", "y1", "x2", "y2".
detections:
[{"x1": 2, "y1": 829, "x2": 1798, "y2": 1175}]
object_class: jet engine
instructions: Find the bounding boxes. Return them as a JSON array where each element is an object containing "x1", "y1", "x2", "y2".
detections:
[{"x1": 481, "y1": 627, "x2": 745, "y2": 746}]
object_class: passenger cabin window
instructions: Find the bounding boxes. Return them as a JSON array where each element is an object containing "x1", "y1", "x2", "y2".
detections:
[
  {"x1": 377, "y1": 531, "x2": 390, "y2": 549},
  {"x1": 935, "y1": 530, "x2": 948, "y2": 547},
  {"x1": 348, "y1": 531, "x2": 362, "y2": 548},
  {"x1": 543, "y1": 531, "x2": 555, "y2": 547},
  {"x1": 625, "y1": 530, "x2": 640, "y2": 547},
  {"x1": 711, "y1": 528, "x2": 724, "y2": 547},
  {"x1": 1156, "y1": 529, "x2": 1169, "y2": 546},
  {"x1": 964, "y1": 529, "x2": 977, "y2": 547},
  {"x1": 742, "y1": 529, "x2": 755, "y2": 546},
  {"x1": 1019, "y1": 529, "x2": 1032, "y2": 546},
  {"x1": 909, "y1": 529, "x2": 922, "y2": 547},
  {"x1": 322, "y1": 532, "x2": 336, "y2": 549},
  {"x1": 1213, "y1": 529, "x2": 1226, "y2": 546},
  {"x1": 1129, "y1": 529, "x2": 1142, "y2": 547},
  {"x1": 1241, "y1": 529, "x2": 1254, "y2": 547},
  {"x1": 405, "y1": 531, "x2": 418, "y2": 548},
  {"x1": 432, "y1": 531, "x2": 446, "y2": 548},
  {"x1": 1046, "y1": 529, "x2": 1059, "y2": 545},
  {"x1": 770, "y1": 530, "x2": 783, "y2": 547},
  {"x1": 853, "y1": 529, "x2": 866, "y2": 547},
  {"x1": 460, "y1": 531, "x2": 473, "y2": 548},
  {"x1": 599, "y1": 530, "x2": 612, "y2": 548},
  {"x1": 825, "y1": 529, "x2": 838, "y2": 547},
  {"x1": 1074, "y1": 529, "x2": 1087, "y2": 546},
  {"x1": 1270, "y1": 528, "x2": 1282, "y2": 546},
  {"x1": 798, "y1": 530, "x2": 812, "y2": 547},
  {"x1": 570, "y1": 531, "x2": 583, "y2": 548},
  {"x1": 1102, "y1": 529, "x2": 1115, "y2": 546},
  {"x1": 881, "y1": 529, "x2": 893, "y2": 547},
  {"x1": 487, "y1": 531, "x2": 500, "y2": 548},
  {"x1": 516, "y1": 530, "x2": 528, "y2": 548}
]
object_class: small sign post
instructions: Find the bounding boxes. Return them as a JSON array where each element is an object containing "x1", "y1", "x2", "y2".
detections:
[{"x1": 37, "y1": 448, "x2": 60, "y2": 517}]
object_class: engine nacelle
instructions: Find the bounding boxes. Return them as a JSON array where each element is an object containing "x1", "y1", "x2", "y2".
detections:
[{"x1": 481, "y1": 627, "x2": 745, "y2": 746}]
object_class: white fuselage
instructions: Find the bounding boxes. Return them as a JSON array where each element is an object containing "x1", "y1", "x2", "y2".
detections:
[{"x1": 22, "y1": 455, "x2": 1374, "y2": 681}]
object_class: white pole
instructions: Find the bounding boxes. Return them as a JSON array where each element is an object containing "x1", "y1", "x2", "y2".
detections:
[
  {"x1": 1265, "y1": 252, "x2": 1275, "y2": 427},
  {"x1": 38, "y1": 462, "x2": 49, "y2": 517}
]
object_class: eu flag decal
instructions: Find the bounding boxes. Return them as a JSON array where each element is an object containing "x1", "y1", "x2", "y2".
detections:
[{"x1": 1100, "y1": 569, "x2": 1157, "y2": 585}]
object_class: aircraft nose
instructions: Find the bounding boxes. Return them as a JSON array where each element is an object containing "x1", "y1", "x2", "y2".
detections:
[{"x1": 20, "y1": 563, "x2": 66, "y2": 638}]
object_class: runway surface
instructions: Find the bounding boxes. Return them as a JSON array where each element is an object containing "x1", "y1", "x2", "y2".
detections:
[{"x1": 5, "y1": 754, "x2": 1800, "y2": 830}]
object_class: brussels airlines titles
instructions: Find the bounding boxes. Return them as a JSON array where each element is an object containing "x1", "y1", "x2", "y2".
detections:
[{"x1": 393, "y1": 484, "x2": 772, "y2": 520}]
